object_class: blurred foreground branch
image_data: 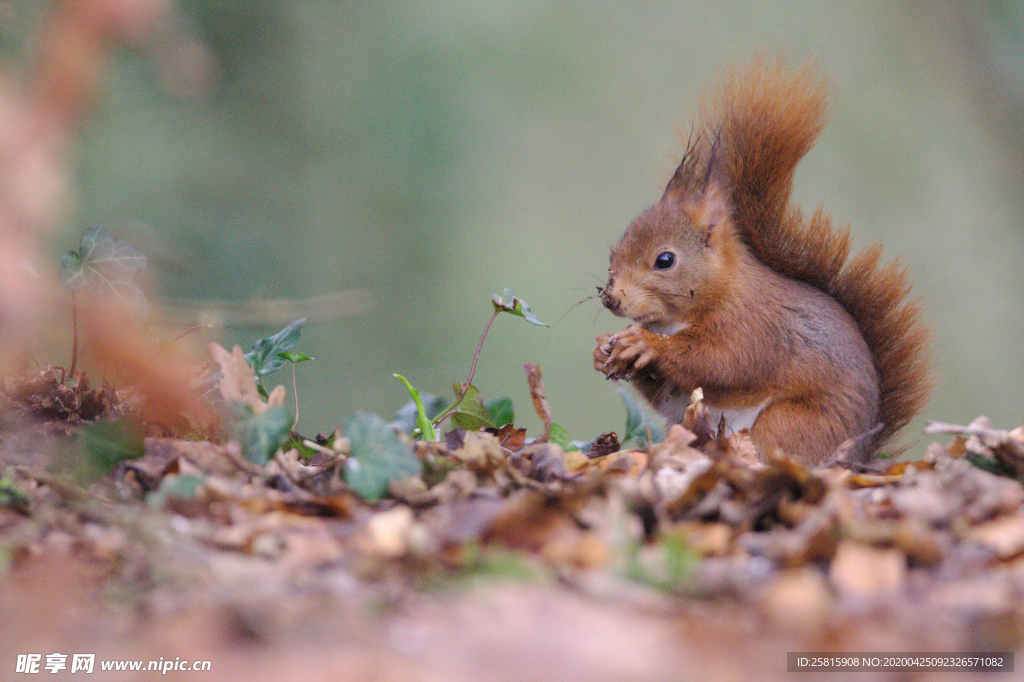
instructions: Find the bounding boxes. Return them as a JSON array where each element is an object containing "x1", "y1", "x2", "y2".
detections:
[{"x1": 155, "y1": 289, "x2": 375, "y2": 328}]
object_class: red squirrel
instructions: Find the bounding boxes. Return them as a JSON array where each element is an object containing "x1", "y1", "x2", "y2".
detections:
[{"x1": 593, "y1": 60, "x2": 931, "y2": 465}]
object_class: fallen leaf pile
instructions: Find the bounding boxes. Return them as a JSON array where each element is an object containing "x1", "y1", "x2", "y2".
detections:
[{"x1": 3, "y1": 361, "x2": 1024, "y2": 681}]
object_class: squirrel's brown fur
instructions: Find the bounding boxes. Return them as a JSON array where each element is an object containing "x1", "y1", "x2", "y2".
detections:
[{"x1": 594, "y1": 59, "x2": 931, "y2": 464}]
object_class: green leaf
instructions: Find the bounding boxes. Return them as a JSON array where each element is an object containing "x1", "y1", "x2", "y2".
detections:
[
  {"x1": 393, "y1": 374, "x2": 437, "y2": 441},
  {"x1": 450, "y1": 383, "x2": 495, "y2": 431},
  {"x1": 286, "y1": 435, "x2": 319, "y2": 464},
  {"x1": 548, "y1": 422, "x2": 579, "y2": 451},
  {"x1": 392, "y1": 391, "x2": 447, "y2": 436},
  {"x1": 80, "y1": 420, "x2": 145, "y2": 478},
  {"x1": 58, "y1": 250, "x2": 82, "y2": 283},
  {"x1": 235, "y1": 404, "x2": 294, "y2": 465},
  {"x1": 245, "y1": 319, "x2": 305, "y2": 376},
  {"x1": 618, "y1": 388, "x2": 666, "y2": 447},
  {"x1": 59, "y1": 226, "x2": 148, "y2": 319},
  {"x1": 343, "y1": 412, "x2": 421, "y2": 501},
  {"x1": 0, "y1": 474, "x2": 29, "y2": 510},
  {"x1": 147, "y1": 474, "x2": 207, "y2": 509},
  {"x1": 484, "y1": 397, "x2": 514, "y2": 428},
  {"x1": 965, "y1": 452, "x2": 1004, "y2": 477},
  {"x1": 276, "y1": 351, "x2": 313, "y2": 363},
  {"x1": 491, "y1": 288, "x2": 548, "y2": 327}
]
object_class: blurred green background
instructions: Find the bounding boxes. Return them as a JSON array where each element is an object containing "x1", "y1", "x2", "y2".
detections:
[{"x1": 10, "y1": 1, "x2": 1024, "y2": 443}]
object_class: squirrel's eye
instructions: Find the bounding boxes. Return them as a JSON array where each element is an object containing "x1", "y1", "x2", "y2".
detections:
[{"x1": 654, "y1": 251, "x2": 675, "y2": 270}]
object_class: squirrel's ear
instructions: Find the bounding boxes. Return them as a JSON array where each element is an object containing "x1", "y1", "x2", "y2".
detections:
[
  {"x1": 664, "y1": 163, "x2": 689, "y2": 202},
  {"x1": 684, "y1": 179, "x2": 730, "y2": 248},
  {"x1": 697, "y1": 180, "x2": 729, "y2": 228}
]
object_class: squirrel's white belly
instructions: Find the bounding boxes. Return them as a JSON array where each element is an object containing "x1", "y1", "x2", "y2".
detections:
[
  {"x1": 653, "y1": 391, "x2": 768, "y2": 434},
  {"x1": 706, "y1": 402, "x2": 768, "y2": 434}
]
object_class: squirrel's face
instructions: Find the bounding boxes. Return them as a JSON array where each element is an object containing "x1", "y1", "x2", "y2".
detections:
[{"x1": 601, "y1": 190, "x2": 733, "y2": 332}]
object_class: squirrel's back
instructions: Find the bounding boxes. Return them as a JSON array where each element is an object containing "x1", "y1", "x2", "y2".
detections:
[{"x1": 671, "y1": 59, "x2": 931, "y2": 452}]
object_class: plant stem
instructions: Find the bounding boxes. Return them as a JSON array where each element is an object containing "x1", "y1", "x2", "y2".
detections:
[
  {"x1": 68, "y1": 291, "x2": 79, "y2": 381},
  {"x1": 170, "y1": 324, "x2": 211, "y2": 345},
  {"x1": 291, "y1": 362, "x2": 299, "y2": 431},
  {"x1": 462, "y1": 309, "x2": 499, "y2": 393},
  {"x1": 430, "y1": 307, "x2": 503, "y2": 431}
]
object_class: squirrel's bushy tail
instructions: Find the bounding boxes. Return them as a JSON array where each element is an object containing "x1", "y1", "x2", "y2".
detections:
[{"x1": 684, "y1": 58, "x2": 932, "y2": 450}]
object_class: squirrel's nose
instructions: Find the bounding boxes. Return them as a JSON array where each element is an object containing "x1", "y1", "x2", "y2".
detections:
[{"x1": 600, "y1": 285, "x2": 620, "y2": 313}]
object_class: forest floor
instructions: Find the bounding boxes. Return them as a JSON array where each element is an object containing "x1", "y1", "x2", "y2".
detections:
[{"x1": 1, "y1": 370, "x2": 1023, "y2": 681}]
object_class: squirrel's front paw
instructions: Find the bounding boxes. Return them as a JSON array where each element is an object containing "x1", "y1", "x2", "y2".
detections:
[
  {"x1": 593, "y1": 333, "x2": 618, "y2": 378},
  {"x1": 595, "y1": 326, "x2": 656, "y2": 380}
]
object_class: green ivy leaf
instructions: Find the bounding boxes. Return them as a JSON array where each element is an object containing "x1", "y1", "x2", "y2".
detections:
[
  {"x1": 235, "y1": 404, "x2": 294, "y2": 465},
  {"x1": 80, "y1": 420, "x2": 145, "y2": 472},
  {"x1": 392, "y1": 390, "x2": 447, "y2": 437},
  {"x1": 491, "y1": 288, "x2": 548, "y2": 327},
  {"x1": 245, "y1": 319, "x2": 305, "y2": 376},
  {"x1": 450, "y1": 383, "x2": 495, "y2": 431},
  {"x1": 147, "y1": 474, "x2": 207, "y2": 509},
  {"x1": 965, "y1": 452, "x2": 1009, "y2": 478},
  {"x1": 59, "y1": 226, "x2": 148, "y2": 319},
  {"x1": 344, "y1": 412, "x2": 422, "y2": 501},
  {"x1": 484, "y1": 397, "x2": 514, "y2": 428},
  {"x1": 619, "y1": 388, "x2": 666, "y2": 447},
  {"x1": 276, "y1": 351, "x2": 313, "y2": 363},
  {"x1": 548, "y1": 422, "x2": 579, "y2": 451}
]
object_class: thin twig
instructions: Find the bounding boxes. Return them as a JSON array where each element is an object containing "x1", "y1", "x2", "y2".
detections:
[
  {"x1": 291, "y1": 362, "x2": 300, "y2": 431},
  {"x1": 169, "y1": 324, "x2": 212, "y2": 345},
  {"x1": 462, "y1": 309, "x2": 499, "y2": 392},
  {"x1": 68, "y1": 291, "x2": 79, "y2": 381}
]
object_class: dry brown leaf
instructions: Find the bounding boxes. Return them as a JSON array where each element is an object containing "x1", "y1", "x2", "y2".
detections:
[
  {"x1": 681, "y1": 388, "x2": 713, "y2": 444},
  {"x1": 926, "y1": 417, "x2": 1024, "y2": 476},
  {"x1": 846, "y1": 473, "x2": 904, "y2": 488},
  {"x1": 452, "y1": 430, "x2": 504, "y2": 475},
  {"x1": 969, "y1": 515, "x2": 1024, "y2": 560},
  {"x1": 759, "y1": 567, "x2": 832, "y2": 631},
  {"x1": 586, "y1": 431, "x2": 621, "y2": 459},
  {"x1": 527, "y1": 443, "x2": 569, "y2": 482},
  {"x1": 539, "y1": 527, "x2": 610, "y2": 570},
  {"x1": 523, "y1": 363, "x2": 551, "y2": 440},
  {"x1": 739, "y1": 510, "x2": 837, "y2": 567},
  {"x1": 886, "y1": 470, "x2": 955, "y2": 525},
  {"x1": 563, "y1": 448, "x2": 592, "y2": 475},
  {"x1": 928, "y1": 577, "x2": 1014, "y2": 614},
  {"x1": 649, "y1": 424, "x2": 703, "y2": 466},
  {"x1": 724, "y1": 430, "x2": 759, "y2": 466},
  {"x1": 357, "y1": 506, "x2": 415, "y2": 558},
  {"x1": 891, "y1": 519, "x2": 945, "y2": 567},
  {"x1": 5, "y1": 367, "x2": 116, "y2": 422},
  {"x1": 143, "y1": 438, "x2": 250, "y2": 479},
  {"x1": 494, "y1": 423, "x2": 527, "y2": 451},
  {"x1": 883, "y1": 459, "x2": 936, "y2": 476},
  {"x1": 828, "y1": 540, "x2": 906, "y2": 599},
  {"x1": 665, "y1": 521, "x2": 732, "y2": 557},
  {"x1": 209, "y1": 343, "x2": 265, "y2": 413},
  {"x1": 596, "y1": 450, "x2": 647, "y2": 477},
  {"x1": 480, "y1": 488, "x2": 590, "y2": 555},
  {"x1": 662, "y1": 463, "x2": 723, "y2": 518}
]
